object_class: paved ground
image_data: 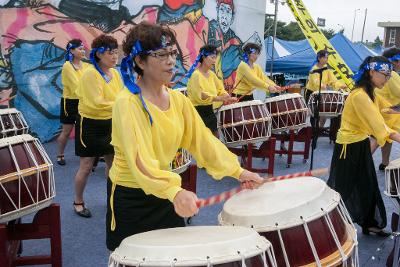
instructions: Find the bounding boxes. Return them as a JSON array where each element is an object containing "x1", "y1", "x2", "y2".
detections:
[{"x1": 14, "y1": 133, "x2": 400, "y2": 266}]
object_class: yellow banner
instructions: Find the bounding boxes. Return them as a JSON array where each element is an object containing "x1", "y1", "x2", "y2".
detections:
[{"x1": 286, "y1": 0, "x2": 354, "y2": 90}]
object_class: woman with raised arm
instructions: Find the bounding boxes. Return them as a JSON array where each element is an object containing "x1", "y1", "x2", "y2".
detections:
[{"x1": 106, "y1": 22, "x2": 263, "y2": 251}]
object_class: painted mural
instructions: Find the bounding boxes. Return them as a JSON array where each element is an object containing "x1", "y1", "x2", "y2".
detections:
[{"x1": 0, "y1": 0, "x2": 266, "y2": 142}]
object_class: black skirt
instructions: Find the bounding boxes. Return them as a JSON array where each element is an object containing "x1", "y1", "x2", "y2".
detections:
[
  {"x1": 106, "y1": 178, "x2": 185, "y2": 251},
  {"x1": 195, "y1": 105, "x2": 217, "y2": 132},
  {"x1": 74, "y1": 115, "x2": 113, "y2": 157},
  {"x1": 234, "y1": 93, "x2": 254, "y2": 102},
  {"x1": 327, "y1": 138, "x2": 387, "y2": 229},
  {"x1": 59, "y1": 98, "x2": 79, "y2": 124}
]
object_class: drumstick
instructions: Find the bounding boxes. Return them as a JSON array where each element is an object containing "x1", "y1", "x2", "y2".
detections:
[
  {"x1": 195, "y1": 168, "x2": 329, "y2": 208},
  {"x1": 0, "y1": 95, "x2": 16, "y2": 104}
]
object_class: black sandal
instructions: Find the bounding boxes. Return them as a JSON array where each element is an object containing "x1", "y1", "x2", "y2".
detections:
[
  {"x1": 73, "y1": 202, "x2": 92, "y2": 218},
  {"x1": 56, "y1": 155, "x2": 66, "y2": 166}
]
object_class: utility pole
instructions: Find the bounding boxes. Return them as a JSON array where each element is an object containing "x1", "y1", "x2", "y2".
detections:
[
  {"x1": 361, "y1": 8, "x2": 368, "y2": 43},
  {"x1": 269, "y1": 0, "x2": 279, "y2": 77}
]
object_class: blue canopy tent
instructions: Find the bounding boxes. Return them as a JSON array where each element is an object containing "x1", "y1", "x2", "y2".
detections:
[{"x1": 265, "y1": 33, "x2": 377, "y2": 76}]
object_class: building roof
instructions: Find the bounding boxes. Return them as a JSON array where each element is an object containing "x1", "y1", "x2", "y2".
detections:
[{"x1": 378, "y1": 22, "x2": 400, "y2": 27}]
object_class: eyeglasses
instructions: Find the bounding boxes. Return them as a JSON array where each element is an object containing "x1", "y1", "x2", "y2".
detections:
[
  {"x1": 378, "y1": 71, "x2": 392, "y2": 80},
  {"x1": 149, "y1": 49, "x2": 178, "y2": 61}
]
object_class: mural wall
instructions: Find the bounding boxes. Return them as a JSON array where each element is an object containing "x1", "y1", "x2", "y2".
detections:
[{"x1": 0, "y1": 0, "x2": 266, "y2": 142}]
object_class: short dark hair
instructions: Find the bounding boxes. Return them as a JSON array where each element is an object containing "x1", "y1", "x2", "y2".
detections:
[
  {"x1": 199, "y1": 44, "x2": 218, "y2": 63},
  {"x1": 382, "y1": 47, "x2": 400, "y2": 60},
  {"x1": 316, "y1": 50, "x2": 328, "y2": 62},
  {"x1": 243, "y1": 43, "x2": 261, "y2": 55},
  {"x1": 356, "y1": 56, "x2": 391, "y2": 101},
  {"x1": 91, "y1": 35, "x2": 118, "y2": 62},
  {"x1": 123, "y1": 22, "x2": 177, "y2": 76},
  {"x1": 66, "y1": 39, "x2": 82, "y2": 49}
]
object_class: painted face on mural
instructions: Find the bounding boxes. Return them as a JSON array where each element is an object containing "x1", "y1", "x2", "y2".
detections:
[{"x1": 217, "y1": 3, "x2": 233, "y2": 34}]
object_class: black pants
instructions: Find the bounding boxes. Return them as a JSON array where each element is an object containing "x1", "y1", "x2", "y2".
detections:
[
  {"x1": 327, "y1": 138, "x2": 387, "y2": 229},
  {"x1": 106, "y1": 178, "x2": 185, "y2": 251}
]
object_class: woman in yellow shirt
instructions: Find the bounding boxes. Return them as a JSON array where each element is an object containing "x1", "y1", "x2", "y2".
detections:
[
  {"x1": 327, "y1": 56, "x2": 400, "y2": 236},
  {"x1": 233, "y1": 43, "x2": 279, "y2": 101},
  {"x1": 106, "y1": 22, "x2": 263, "y2": 251},
  {"x1": 186, "y1": 45, "x2": 236, "y2": 134},
  {"x1": 305, "y1": 49, "x2": 347, "y2": 103},
  {"x1": 57, "y1": 39, "x2": 88, "y2": 166},
  {"x1": 374, "y1": 47, "x2": 400, "y2": 171},
  {"x1": 73, "y1": 35, "x2": 123, "y2": 218}
]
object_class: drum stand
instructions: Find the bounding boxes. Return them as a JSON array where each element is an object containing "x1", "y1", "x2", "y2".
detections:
[
  {"x1": 310, "y1": 68, "x2": 326, "y2": 170},
  {"x1": 0, "y1": 204, "x2": 62, "y2": 267}
]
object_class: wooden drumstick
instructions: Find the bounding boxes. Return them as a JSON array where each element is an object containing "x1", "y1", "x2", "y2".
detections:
[
  {"x1": 0, "y1": 95, "x2": 16, "y2": 104},
  {"x1": 195, "y1": 168, "x2": 329, "y2": 208}
]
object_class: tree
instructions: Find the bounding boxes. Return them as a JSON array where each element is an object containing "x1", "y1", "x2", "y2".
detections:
[{"x1": 264, "y1": 15, "x2": 338, "y2": 41}]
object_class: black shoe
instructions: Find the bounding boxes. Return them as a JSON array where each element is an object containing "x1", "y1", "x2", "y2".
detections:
[
  {"x1": 56, "y1": 155, "x2": 66, "y2": 166},
  {"x1": 362, "y1": 227, "x2": 391, "y2": 237},
  {"x1": 378, "y1": 163, "x2": 387, "y2": 171},
  {"x1": 73, "y1": 202, "x2": 92, "y2": 218}
]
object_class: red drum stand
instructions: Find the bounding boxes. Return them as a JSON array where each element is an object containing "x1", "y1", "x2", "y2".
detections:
[{"x1": 0, "y1": 203, "x2": 62, "y2": 267}]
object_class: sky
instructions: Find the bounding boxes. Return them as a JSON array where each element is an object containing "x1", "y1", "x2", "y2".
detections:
[{"x1": 265, "y1": 0, "x2": 399, "y2": 43}]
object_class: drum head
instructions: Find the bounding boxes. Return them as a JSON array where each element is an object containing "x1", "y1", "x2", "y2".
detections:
[
  {"x1": 218, "y1": 100, "x2": 264, "y2": 112},
  {"x1": 0, "y1": 108, "x2": 19, "y2": 115},
  {"x1": 264, "y1": 93, "x2": 303, "y2": 103},
  {"x1": 219, "y1": 177, "x2": 340, "y2": 231},
  {"x1": 110, "y1": 226, "x2": 271, "y2": 266}
]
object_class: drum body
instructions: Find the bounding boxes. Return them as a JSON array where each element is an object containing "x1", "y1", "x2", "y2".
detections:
[
  {"x1": 170, "y1": 148, "x2": 191, "y2": 174},
  {"x1": 308, "y1": 91, "x2": 345, "y2": 118},
  {"x1": 0, "y1": 134, "x2": 55, "y2": 223},
  {"x1": 218, "y1": 100, "x2": 271, "y2": 147},
  {"x1": 0, "y1": 108, "x2": 29, "y2": 138},
  {"x1": 264, "y1": 93, "x2": 308, "y2": 133},
  {"x1": 108, "y1": 226, "x2": 277, "y2": 267},
  {"x1": 219, "y1": 177, "x2": 358, "y2": 267}
]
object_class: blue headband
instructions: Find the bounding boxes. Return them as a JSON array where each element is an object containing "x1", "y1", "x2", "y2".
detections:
[
  {"x1": 120, "y1": 38, "x2": 171, "y2": 125},
  {"x1": 185, "y1": 50, "x2": 217, "y2": 79},
  {"x1": 89, "y1": 45, "x2": 117, "y2": 82},
  {"x1": 352, "y1": 61, "x2": 393, "y2": 83},
  {"x1": 242, "y1": 48, "x2": 258, "y2": 65},
  {"x1": 388, "y1": 54, "x2": 400, "y2": 62},
  {"x1": 65, "y1": 42, "x2": 83, "y2": 62}
]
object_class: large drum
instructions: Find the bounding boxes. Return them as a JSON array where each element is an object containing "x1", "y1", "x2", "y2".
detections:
[
  {"x1": 308, "y1": 91, "x2": 345, "y2": 118},
  {"x1": 108, "y1": 226, "x2": 277, "y2": 267},
  {"x1": 0, "y1": 108, "x2": 29, "y2": 138},
  {"x1": 218, "y1": 100, "x2": 271, "y2": 147},
  {"x1": 264, "y1": 93, "x2": 308, "y2": 133},
  {"x1": 0, "y1": 134, "x2": 55, "y2": 223},
  {"x1": 219, "y1": 177, "x2": 358, "y2": 267},
  {"x1": 170, "y1": 148, "x2": 191, "y2": 174}
]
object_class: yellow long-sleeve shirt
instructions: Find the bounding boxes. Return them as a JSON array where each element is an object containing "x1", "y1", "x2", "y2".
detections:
[
  {"x1": 61, "y1": 61, "x2": 89, "y2": 99},
  {"x1": 306, "y1": 64, "x2": 345, "y2": 92},
  {"x1": 78, "y1": 65, "x2": 123, "y2": 120},
  {"x1": 375, "y1": 71, "x2": 400, "y2": 106},
  {"x1": 233, "y1": 61, "x2": 276, "y2": 96},
  {"x1": 187, "y1": 69, "x2": 228, "y2": 107},
  {"x1": 337, "y1": 88, "x2": 400, "y2": 146},
  {"x1": 109, "y1": 87, "x2": 244, "y2": 202}
]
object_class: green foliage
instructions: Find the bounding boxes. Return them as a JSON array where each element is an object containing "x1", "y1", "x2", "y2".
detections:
[{"x1": 265, "y1": 16, "x2": 337, "y2": 41}]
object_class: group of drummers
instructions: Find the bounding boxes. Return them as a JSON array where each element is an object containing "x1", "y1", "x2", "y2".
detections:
[{"x1": 55, "y1": 20, "x2": 400, "y2": 262}]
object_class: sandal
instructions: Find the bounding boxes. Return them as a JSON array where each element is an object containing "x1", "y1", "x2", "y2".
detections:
[
  {"x1": 73, "y1": 202, "x2": 92, "y2": 218},
  {"x1": 56, "y1": 155, "x2": 66, "y2": 166}
]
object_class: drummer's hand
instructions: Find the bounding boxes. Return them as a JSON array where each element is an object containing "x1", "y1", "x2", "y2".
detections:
[
  {"x1": 268, "y1": 85, "x2": 280, "y2": 93},
  {"x1": 290, "y1": 83, "x2": 302, "y2": 89},
  {"x1": 223, "y1": 96, "x2": 238, "y2": 105},
  {"x1": 239, "y1": 170, "x2": 264, "y2": 189},
  {"x1": 173, "y1": 189, "x2": 199, "y2": 217},
  {"x1": 321, "y1": 84, "x2": 327, "y2": 90}
]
